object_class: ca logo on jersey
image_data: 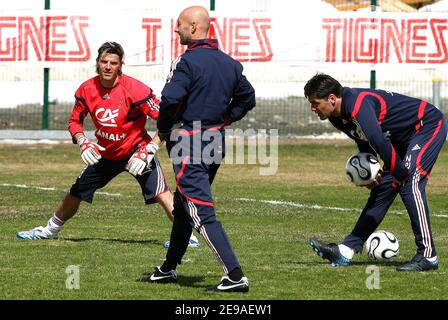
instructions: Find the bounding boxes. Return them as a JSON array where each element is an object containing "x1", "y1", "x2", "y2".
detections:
[{"x1": 95, "y1": 108, "x2": 119, "y2": 127}]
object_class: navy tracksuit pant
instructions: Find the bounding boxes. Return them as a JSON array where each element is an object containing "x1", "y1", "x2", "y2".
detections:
[
  {"x1": 164, "y1": 129, "x2": 241, "y2": 274},
  {"x1": 343, "y1": 117, "x2": 447, "y2": 258}
]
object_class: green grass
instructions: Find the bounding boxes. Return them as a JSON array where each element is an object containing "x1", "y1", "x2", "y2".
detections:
[{"x1": 0, "y1": 142, "x2": 447, "y2": 300}]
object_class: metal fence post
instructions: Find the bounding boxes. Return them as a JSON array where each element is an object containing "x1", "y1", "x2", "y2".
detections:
[
  {"x1": 42, "y1": 0, "x2": 50, "y2": 129},
  {"x1": 370, "y1": 0, "x2": 377, "y2": 89},
  {"x1": 432, "y1": 76, "x2": 441, "y2": 110}
]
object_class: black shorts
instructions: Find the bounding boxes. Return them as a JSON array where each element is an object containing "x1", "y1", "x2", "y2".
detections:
[{"x1": 69, "y1": 157, "x2": 169, "y2": 204}]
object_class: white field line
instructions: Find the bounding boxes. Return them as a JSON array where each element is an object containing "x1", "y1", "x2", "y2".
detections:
[
  {"x1": 0, "y1": 183, "x2": 125, "y2": 197},
  {"x1": 235, "y1": 197, "x2": 448, "y2": 219},
  {"x1": 237, "y1": 197, "x2": 359, "y2": 212},
  {"x1": 1, "y1": 183, "x2": 447, "y2": 219}
]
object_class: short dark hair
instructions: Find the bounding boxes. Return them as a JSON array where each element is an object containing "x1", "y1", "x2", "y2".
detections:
[
  {"x1": 304, "y1": 73, "x2": 343, "y2": 99},
  {"x1": 96, "y1": 41, "x2": 124, "y2": 74}
]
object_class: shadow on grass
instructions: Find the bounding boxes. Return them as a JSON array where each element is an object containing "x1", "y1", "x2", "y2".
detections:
[
  {"x1": 137, "y1": 272, "x2": 206, "y2": 288},
  {"x1": 62, "y1": 236, "x2": 160, "y2": 246},
  {"x1": 296, "y1": 259, "x2": 407, "y2": 267},
  {"x1": 350, "y1": 260, "x2": 407, "y2": 267}
]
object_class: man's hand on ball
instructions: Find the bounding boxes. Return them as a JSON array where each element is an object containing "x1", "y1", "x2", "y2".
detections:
[{"x1": 365, "y1": 169, "x2": 384, "y2": 190}]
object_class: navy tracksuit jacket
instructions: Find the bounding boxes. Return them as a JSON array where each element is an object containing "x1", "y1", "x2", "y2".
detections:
[
  {"x1": 157, "y1": 39, "x2": 256, "y2": 274},
  {"x1": 331, "y1": 87, "x2": 447, "y2": 257}
]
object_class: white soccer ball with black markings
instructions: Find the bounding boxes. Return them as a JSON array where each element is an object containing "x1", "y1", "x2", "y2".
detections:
[
  {"x1": 365, "y1": 230, "x2": 399, "y2": 260},
  {"x1": 345, "y1": 152, "x2": 381, "y2": 186}
]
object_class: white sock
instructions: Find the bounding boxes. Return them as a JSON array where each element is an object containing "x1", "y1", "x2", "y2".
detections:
[
  {"x1": 189, "y1": 233, "x2": 198, "y2": 242},
  {"x1": 46, "y1": 213, "x2": 64, "y2": 234},
  {"x1": 427, "y1": 256, "x2": 438, "y2": 262},
  {"x1": 338, "y1": 244, "x2": 354, "y2": 260}
]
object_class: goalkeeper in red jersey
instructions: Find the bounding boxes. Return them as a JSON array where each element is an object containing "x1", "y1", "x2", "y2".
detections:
[{"x1": 16, "y1": 42, "x2": 199, "y2": 247}]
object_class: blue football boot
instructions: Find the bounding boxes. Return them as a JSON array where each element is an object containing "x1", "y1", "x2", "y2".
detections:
[{"x1": 309, "y1": 237, "x2": 351, "y2": 267}]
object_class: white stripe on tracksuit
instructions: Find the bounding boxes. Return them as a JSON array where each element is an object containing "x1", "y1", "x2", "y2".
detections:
[
  {"x1": 154, "y1": 158, "x2": 165, "y2": 196},
  {"x1": 187, "y1": 200, "x2": 201, "y2": 229},
  {"x1": 187, "y1": 199, "x2": 228, "y2": 274},
  {"x1": 146, "y1": 97, "x2": 160, "y2": 112},
  {"x1": 411, "y1": 171, "x2": 432, "y2": 257}
]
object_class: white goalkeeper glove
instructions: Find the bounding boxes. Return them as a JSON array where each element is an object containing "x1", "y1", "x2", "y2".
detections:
[
  {"x1": 77, "y1": 137, "x2": 105, "y2": 166},
  {"x1": 126, "y1": 141, "x2": 159, "y2": 176}
]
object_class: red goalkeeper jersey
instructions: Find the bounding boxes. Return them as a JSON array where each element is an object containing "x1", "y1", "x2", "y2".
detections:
[{"x1": 68, "y1": 74, "x2": 160, "y2": 161}]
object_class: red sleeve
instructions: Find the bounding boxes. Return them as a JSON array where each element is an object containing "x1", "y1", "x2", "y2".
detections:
[
  {"x1": 141, "y1": 92, "x2": 160, "y2": 121},
  {"x1": 126, "y1": 76, "x2": 160, "y2": 120},
  {"x1": 68, "y1": 87, "x2": 89, "y2": 143}
]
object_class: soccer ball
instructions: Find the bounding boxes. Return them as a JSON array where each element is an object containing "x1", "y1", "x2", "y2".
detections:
[
  {"x1": 365, "y1": 230, "x2": 399, "y2": 260},
  {"x1": 346, "y1": 152, "x2": 381, "y2": 186}
]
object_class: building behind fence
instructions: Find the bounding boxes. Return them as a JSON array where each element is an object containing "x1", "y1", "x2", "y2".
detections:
[{"x1": 1, "y1": 0, "x2": 447, "y2": 137}]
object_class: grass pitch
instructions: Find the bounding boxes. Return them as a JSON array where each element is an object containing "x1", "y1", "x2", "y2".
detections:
[{"x1": 0, "y1": 141, "x2": 447, "y2": 300}]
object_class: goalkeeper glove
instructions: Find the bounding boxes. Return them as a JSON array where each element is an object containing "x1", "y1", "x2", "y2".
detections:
[
  {"x1": 126, "y1": 141, "x2": 159, "y2": 176},
  {"x1": 77, "y1": 137, "x2": 105, "y2": 166}
]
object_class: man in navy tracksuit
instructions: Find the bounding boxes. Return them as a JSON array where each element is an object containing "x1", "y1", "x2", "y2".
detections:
[
  {"x1": 147, "y1": 6, "x2": 255, "y2": 291},
  {"x1": 304, "y1": 73, "x2": 447, "y2": 271}
]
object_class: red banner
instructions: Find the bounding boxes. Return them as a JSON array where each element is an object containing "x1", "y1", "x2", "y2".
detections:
[
  {"x1": 322, "y1": 16, "x2": 448, "y2": 64},
  {"x1": 1, "y1": 11, "x2": 447, "y2": 69},
  {"x1": 0, "y1": 11, "x2": 273, "y2": 66}
]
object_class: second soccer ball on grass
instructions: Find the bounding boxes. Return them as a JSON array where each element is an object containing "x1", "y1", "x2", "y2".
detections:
[{"x1": 365, "y1": 230, "x2": 399, "y2": 260}]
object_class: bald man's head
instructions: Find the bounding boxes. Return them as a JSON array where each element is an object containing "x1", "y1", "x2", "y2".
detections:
[{"x1": 175, "y1": 6, "x2": 210, "y2": 45}]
